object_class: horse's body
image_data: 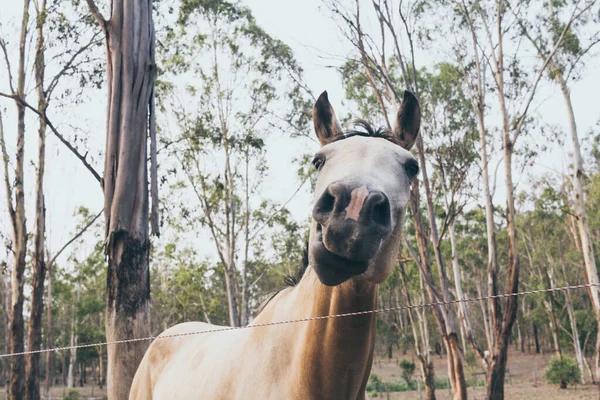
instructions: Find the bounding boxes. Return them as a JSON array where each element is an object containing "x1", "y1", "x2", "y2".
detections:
[
  {"x1": 131, "y1": 271, "x2": 376, "y2": 399},
  {"x1": 131, "y1": 90, "x2": 421, "y2": 400}
]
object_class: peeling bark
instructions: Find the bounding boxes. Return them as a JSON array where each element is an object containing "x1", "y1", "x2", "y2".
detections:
[{"x1": 85, "y1": 0, "x2": 158, "y2": 396}]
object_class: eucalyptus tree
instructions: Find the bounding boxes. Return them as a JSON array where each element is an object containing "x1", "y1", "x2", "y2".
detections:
[
  {"x1": 0, "y1": 1, "x2": 30, "y2": 395},
  {"x1": 26, "y1": 1, "x2": 49, "y2": 397},
  {"x1": 439, "y1": 0, "x2": 594, "y2": 396},
  {"x1": 420, "y1": 63, "x2": 481, "y2": 362},
  {"x1": 84, "y1": 0, "x2": 160, "y2": 395},
  {"x1": 513, "y1": 0, "x2": 600, "y2": 376},
  {"x1": 1, "y1": 0, "x2": 103, "y2": 395},
  {"x1": 329, "y1": 0, "x2": 472, "y2": 395},
  {"x1": 159, "y1": 0, "x2": 310, "y2": 327}
]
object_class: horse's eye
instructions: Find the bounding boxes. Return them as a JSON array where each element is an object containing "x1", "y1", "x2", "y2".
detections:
[
  {"x1": 312, "y1": 156, "x2": 325, "y2": 170},
  {"x1": 404, "y1": 159, "x2": 419, "y2": 181}
]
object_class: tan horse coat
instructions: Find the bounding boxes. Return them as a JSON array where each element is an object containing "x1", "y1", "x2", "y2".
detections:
[{"x1": 130, "y1": 90, "x2": 420, "y2": 400}]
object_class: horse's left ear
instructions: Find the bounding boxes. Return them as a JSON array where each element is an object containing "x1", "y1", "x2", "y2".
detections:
[
  {"x1": 392, "y1": 90, "x2": 421, "y2": 150},
  {"x1": 313, "y1": 91, "x2": 343, "y2": 146}
]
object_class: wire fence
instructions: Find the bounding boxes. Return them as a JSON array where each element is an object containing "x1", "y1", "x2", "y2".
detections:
[{"x1": 1, "y1": 281, "x2": 599, "y2": 359}]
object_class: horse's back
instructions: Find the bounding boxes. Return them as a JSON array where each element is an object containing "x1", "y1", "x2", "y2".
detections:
[{"x1": 129, "y1": 321, "x2": 221, "y2": 399}]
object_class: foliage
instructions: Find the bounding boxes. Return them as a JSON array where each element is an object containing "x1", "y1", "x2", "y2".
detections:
[
  {"x1": 398, "y1": 359, "x2": 416, "y2": 387},
  {"x1": 544, "y1": 356, "x2": 581, "y2": 388},
  {"x1": 62, "y1": 389, "x2": 82, "y2": 400}
]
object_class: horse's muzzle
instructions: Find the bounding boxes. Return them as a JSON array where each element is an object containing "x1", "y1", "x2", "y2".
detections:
[{"x1": 310, "y1": 182, "x2": 392, "y2": 286}]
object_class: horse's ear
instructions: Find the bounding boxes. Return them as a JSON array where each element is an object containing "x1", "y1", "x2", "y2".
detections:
[
  {"x1": 313, "y1": 91, "x2": 343, "y2": 146},
  {"x1": 392, "y1": 90, "x2": 421, "y2": 150}
]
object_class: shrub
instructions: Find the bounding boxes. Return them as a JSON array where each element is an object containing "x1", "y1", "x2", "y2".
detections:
[
  {"x1": 398, "y1": 359, "x2": 416, "y2": 388},
  {"x1": 544, "y1": 356, "x2": 581, "y2": 389},
  {"x1": 367, "y1": 374, "x2": 384, "y2": 397},
  {"x1": 465, "y1": 349, "x2": 477, "y2": 367},
  {"x1": 366, "y1": 374, "x2": 412, "y2": 396},
  {"x1": 62, "y1": 389, "x2": 82, "y2": 400}
]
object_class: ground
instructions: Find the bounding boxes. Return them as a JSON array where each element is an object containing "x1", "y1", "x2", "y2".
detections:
[
  {"x1": 370, "y1": 349, "x2": 600, "y2": 399},
  {"x1": 1, "y1": 350, "x2": 599, "y2": 399}
]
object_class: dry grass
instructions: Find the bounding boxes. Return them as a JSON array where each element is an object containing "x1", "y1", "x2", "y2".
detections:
[
  {"x1": 1, "y1": 350, "x2": 599, "y2": 399},
  {"x1": 371, "y1": 349, "x2": 600, "y2": 399}
]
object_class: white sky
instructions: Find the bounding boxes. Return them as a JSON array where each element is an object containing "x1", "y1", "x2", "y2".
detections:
[{"x1": 0, "y1": 0, "x2": 599, "y2": 269}]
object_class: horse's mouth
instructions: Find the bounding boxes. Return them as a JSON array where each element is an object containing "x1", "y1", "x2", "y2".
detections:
[{"x1": 311, "y1": 224, "x2": 370, "y2": 286}]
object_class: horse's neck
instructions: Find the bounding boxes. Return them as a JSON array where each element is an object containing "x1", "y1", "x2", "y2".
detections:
[{"x1": 262, "y1": 268, "x2": 378, "y2": 398}]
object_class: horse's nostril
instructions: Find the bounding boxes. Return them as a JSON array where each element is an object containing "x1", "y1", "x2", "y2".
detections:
[
  {"x1": 366, "y1": 192, "x2": 391, "y2": 231},
  {"x1": 312, "y1": 191, "x2": 335, "y2": 223}
]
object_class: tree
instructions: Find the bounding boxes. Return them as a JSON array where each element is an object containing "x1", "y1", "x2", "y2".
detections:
[
  {"x1": 514, "y1": 0, "x2": 600, "y2": 377},
  {"x1": 329, "y1": 1, "x2": 469, "y2": 396},
  {"x1": 1, "y1": 0, "x2": 103, "y2": 395},
  {"x1": 442, "y1": 0, "x2": 593, "y2": 396},
  {"x1": 0, "y1": 0, "x2": 31, "y2": 397},
  {"x1": 84, "y1": 0, "x2": 159, "y2": 396},
  {"x1": 25, "y1": 0, "x2": 49, "y2": 397},
  {"x1": 160, "y1": 0, "x2": 309, "y2": 327}
]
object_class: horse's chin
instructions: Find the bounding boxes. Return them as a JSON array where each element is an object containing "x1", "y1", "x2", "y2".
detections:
[{"x1": 310, "y1": 228, "x2": 371, "y2": 286}]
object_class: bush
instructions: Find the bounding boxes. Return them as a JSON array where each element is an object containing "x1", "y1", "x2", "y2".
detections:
[
  {"x1": 366, "y1": 374, "x2": 411, "y2": 396},
  {"x1": 367, "y1": 374, "x2": 384, "y2": 397},
  {"x1": 544, "y1": 356, "x2": 581, "y2": 389},
  {"x1": 398, "y1": 359, "x2": 416, "y2": 388},
  {"x1": 465, "y1": 349, "x2": 477, "y2": 367},
  {"x1": 62, "y1": 389, "x2": 82, "y2": 400}
]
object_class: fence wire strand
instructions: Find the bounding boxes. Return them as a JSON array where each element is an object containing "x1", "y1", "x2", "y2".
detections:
[{"x1": 1, "y1": 281, "x2": 599, "y2": 359}]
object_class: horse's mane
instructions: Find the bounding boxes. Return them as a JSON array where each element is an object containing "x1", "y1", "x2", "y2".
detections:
[
  {"x1": 253, "y1": 241, "x2": 309, "y2": 318},
  {"x1": 334, "y1": 119, "x2": 393, "y2": 143},
  {"x1": 283, "y1": 241, "x2": 308, "y2": 287}
]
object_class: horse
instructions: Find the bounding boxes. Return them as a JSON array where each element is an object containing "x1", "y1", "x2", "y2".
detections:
[{"x1": 130, "y1": 89, "x2": 421, "y2": 400}]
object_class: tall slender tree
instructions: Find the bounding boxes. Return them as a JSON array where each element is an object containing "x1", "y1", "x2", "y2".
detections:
[
  {"x1": 85, "y1": 0, "x2": 159, "y2": 396},
  {"x1": 513, "y1": 0, "x2": 600, "y2": 376},
  {"x1": 329, "y1": 1, "x2": 469, "y2": 396},
  {"x1": 25, "y1": 0, "x2": 49, "y2": 397},
  {"x1": 0, "y1": 0, "x2": 31, "y2": 397},
  {"x1": 448, "y1": 0, "x2": 594, "y2": 396}
]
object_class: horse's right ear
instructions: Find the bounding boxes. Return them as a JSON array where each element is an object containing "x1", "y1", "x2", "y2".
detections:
[
  {"x1": 392, "y1": 90, "x2": 421, "y2": 150},
  {"x1": 313, "y1": 91, "x2": 343, "y2": 146}
]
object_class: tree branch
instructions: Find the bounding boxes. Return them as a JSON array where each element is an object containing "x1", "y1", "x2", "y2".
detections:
[
  {"x1": 512, "y1": 0, "x2": 596, "y2": 142},
  {"x1": 0, "y1": 37, "x2": 16, "y2": 93},
  {"x1": 0, "y1": 92, "x2": 102, "y2": 183},
  {"x1": 85, "y1": 0, "x2": 108, "y2": 33},
  {"x1": 248, "y1": 174, "x2": 309, "y2": 243},
  {"x1": 45, "y1": 33, "x2": 102, "y2": 100},
  {"x1": 0, "y1": 110, "x2": 16, "y2": 230},
  {"x1": 47, "y1": 210, "x2": 103, "y2": 268}
]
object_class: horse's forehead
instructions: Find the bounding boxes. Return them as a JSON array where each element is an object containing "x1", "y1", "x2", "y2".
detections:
[{"x1": 325, "y1": 135, "x2": 412, "y2": 167}]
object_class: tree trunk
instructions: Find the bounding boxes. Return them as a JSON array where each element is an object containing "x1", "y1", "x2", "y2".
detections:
[
  {"x1": 223, "y1": 142, "x2": 240, "y2": 327},
  {"x1": 0, "y1": 278, "x2": 10, "y2": 388},
  {"x1": 67, "y1": 330, "x2": 77, "y2": 389},
  {"x1": 450, "y1": 221, "x2": 486, "y2": 367},
  {"x1": 399, "y1": 265, "x2": 436, "y2": 400},
  {"x1": 26, "y1": 3, "x2": 48, "y2": 397},
  {"x1": 486, "y1": 127, "x2": 520, "y2": 400},
  {"x1": 85, "y1": 0, "x2": 158, "y2": 396},
  {"x1": 556, "y1": 71, "x2": 600, "y2": 377},
  {"x1": 422, "y1": 359, "x2": 436, "y2": 400},
  {"x1": 61, "y1": 353, "x2": 66, "y2": 386},
  {"x1": 413, "y1": 136, "x2": 467, "y2": 399},
  {"x1": 240, "y1": 151, "x2": 251, "y2": 325},
  {"x1": 565, "y1": 285, "x2": 586, "y2": 384},
  {"x1": 2, "y1": 1, "x2": 31, "y2": 399},
  {"x1": 67, "y1": 297, "x2": 78, "y2": 390},
  {"x1": 45, "y1": 265, "x2": 53, "y2": 400},
  {"x1": 485, "y1": 21, "x2": 521, "y2": 395},
  {"x1": 97, "y1": 345, "x2": 104, "y2": 389},
  {"x1": 409, "y1": 180, "x2": 467, "y2": 399}
]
